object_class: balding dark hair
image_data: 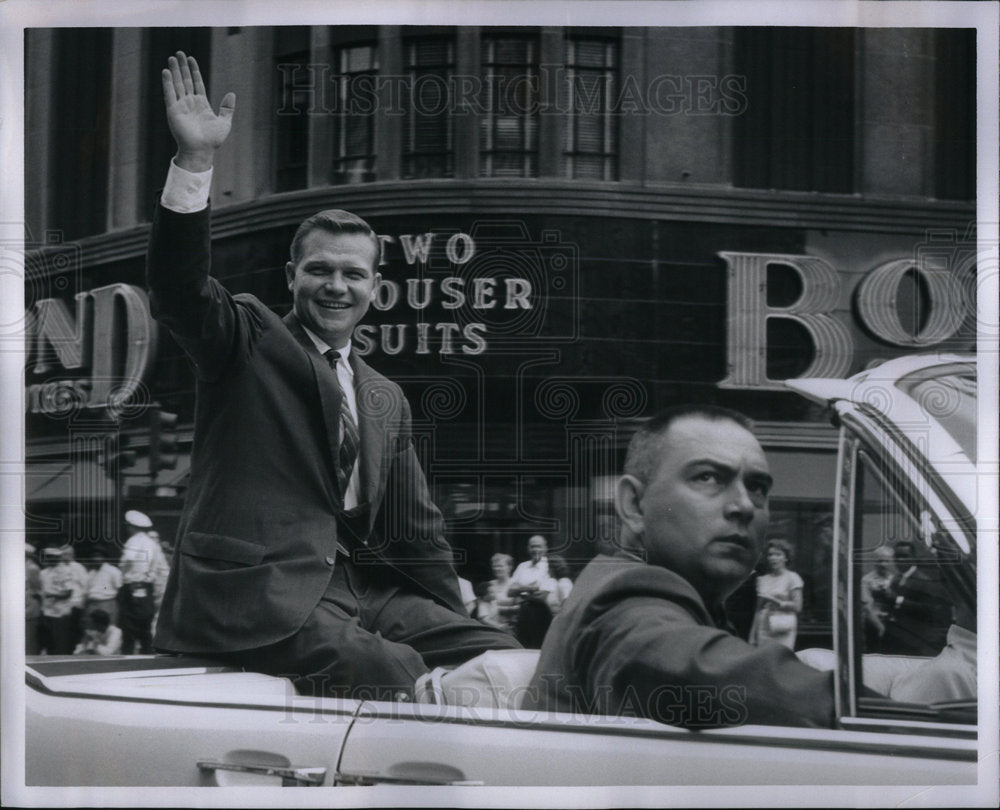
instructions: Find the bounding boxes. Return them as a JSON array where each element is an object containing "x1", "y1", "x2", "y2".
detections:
[{"x1": 623, "y1": 404, "x2": 756, "y2": 484}]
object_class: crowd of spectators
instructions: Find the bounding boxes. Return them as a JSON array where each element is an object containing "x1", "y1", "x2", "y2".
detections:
[
  {"x1": 25, "y1": 510, "x2": 171, "y2": 657},
  {"x1": 28, "y1": 516, "x2": 577, "y2": 656},
  {"x1": 467, "y1": 535, "x2": 575, "y2": 648},
  {"x1": 27, "y1": 520, "x2": 572, "y2": 658}
]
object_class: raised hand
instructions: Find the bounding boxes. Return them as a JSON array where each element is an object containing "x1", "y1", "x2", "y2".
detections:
[{"x1": 161, "y1": 51, "x2": 235, "y2": 172}]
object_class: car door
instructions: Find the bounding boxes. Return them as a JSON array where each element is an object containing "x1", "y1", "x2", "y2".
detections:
[
  {"x1": 26, "y1": 657, "x2": 361, "y2": 786},
  {"x1": 333, "y1": 403, "x2": 978, "y2": 787},
  {"x1": 333, "y1": 699, "x2": 976, "y2": 786}
]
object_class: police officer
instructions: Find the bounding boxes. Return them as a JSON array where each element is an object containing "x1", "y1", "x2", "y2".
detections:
[{"x1": 119, "y1": 511, "x2": 169, "y2": 654}]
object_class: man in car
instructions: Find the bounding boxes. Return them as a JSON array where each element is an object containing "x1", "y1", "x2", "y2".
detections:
[
  {"x1": 882, "y1": 540, "x2": 953, "y2": 656},
  {"x1": 148, "y1": 53, "x2": 517, "y2": 699},
  {"x1": 524, "y1": 405, "x2": 836, "y2": 728}
]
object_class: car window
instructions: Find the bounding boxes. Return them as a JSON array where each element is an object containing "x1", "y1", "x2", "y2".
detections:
[{"x1": 851, "y1": 448, "x2": 976, "y2": 724}]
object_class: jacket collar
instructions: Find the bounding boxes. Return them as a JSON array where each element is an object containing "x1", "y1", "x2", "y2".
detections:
[
  {"x1": 283, "y1": 312, "x2": 383, "y2": 514},
  {"x1": 601, "y1": 553, "x2": 735, "y2": 630}
]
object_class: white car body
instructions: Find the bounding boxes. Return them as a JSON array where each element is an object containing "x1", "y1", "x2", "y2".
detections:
[{"x1": 25, "y1": 354, "x2": 983, "y2": 788}]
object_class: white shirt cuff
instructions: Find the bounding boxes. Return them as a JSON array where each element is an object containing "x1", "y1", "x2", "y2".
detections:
[{"x1": 160, "y1": 159, "x2": 213, "y2": 213}]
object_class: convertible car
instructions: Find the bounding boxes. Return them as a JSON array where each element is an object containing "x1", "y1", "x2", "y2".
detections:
[{"x1": 25, "y1": 353, "x2": 982, "y2": 787}]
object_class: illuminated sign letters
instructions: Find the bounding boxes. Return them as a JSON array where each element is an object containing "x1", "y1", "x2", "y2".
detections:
[
  {"x1": 855, "y1": 258, "x2": 967, "y2": 347},
  {"x1": 719, "y1": 252, "x2": 970, "y2": 390},
  {"x1": 24, "y1": 241, "x2": 971, "y2": 409},
  {"x1": 359, "y1": 230, "x2": 535, "y2": 356},
  {"x1": 718, "y1": 252, "x2": 854, "y2": 390},
  {"x1": 26, "y1": 283, "x2": 157, "y2": 415}
]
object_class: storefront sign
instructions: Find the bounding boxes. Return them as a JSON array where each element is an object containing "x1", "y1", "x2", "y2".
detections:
[
  {"x1": 25, "y1": 283, "x2": 157, "y2": 415},
  {"x1": 719, "y1": 252, "x2": 970, "y2": 391},
  {"x1": 359, "y1": 230, "x2": 540, "y2": 356},
  {"x1": 23, "y1": 244, "x2": 971, "y2": 411}
]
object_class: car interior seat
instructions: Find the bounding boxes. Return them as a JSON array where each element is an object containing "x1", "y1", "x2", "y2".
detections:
[{"x1": 416, "y1": 649, "x2": 542, "y2": 709}]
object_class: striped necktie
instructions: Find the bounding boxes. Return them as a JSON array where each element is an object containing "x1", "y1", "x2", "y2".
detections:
[{"x1": 325, "y1": 349, "x2": 359, "y2": 499}]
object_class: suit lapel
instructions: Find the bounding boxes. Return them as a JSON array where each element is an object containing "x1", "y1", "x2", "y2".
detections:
[
  {"x1": 283, "y1": 312, "x2": 344, "y2": 507},
  {"x1": 283, "y1": 313, "x2": 394, "y2": 524}
]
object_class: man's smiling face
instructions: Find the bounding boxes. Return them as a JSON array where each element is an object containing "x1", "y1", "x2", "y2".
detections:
[
  {"x1": 286, "y1": 229, "x2": 380, "y2": 349},
  {"x1": 629, "y1": 415, "x2": 772, "y2": 605}
]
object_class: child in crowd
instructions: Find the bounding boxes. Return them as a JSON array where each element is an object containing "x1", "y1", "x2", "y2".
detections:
[{"x1": 73, "y1": 609, "x2": 123, "y2": 656}]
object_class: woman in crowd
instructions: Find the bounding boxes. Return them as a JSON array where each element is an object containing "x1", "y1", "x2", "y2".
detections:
[
  {"x1": 477, "y1": 553, "x2": 518, "y2": 633},
  {"x1": 545, "y1": 554, "x2": 574, "y2": 615},
  {"x1": 513, "y1": 553, "x2": 575, "y2": 646},
  {"x1": 750, "y1": 539, "x2": 804, "y2": 650}
]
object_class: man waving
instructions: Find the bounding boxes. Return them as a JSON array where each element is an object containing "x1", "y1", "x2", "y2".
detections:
[{"x1": 149, "y1": 52, "x2": 517, "y2": 700}]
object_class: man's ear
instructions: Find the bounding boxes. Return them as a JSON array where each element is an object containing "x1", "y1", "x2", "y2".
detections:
[
  {"x1": 369, "y1": 272, "x2": 382, "y2": 301},
  {"x1": 285, "y1": 261, "x2": 296, "y2": 291},
  {"x1": 614, "y1": 474, "x2": 645, "y2": 537}
]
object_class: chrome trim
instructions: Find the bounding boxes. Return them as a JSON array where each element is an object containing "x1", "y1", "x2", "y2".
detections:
[
  {"x1": 26, "y1": 672, "x2": 360, "y2": 718},
  {"x1": 26, "y1": 655, "x2": 232, "y2": 678},
  {"x1": 840, "y1": 716, "x2": 976, "y2": 739},
  {"x1": 336, "y1": 769, "x2": 483, "y2": 786},
  {"x1": 830, "y1": 426, "x2": 849, "y2": 722},
  {"x1": 197, "y1": 760, "x2": 326, "y2": 786}
]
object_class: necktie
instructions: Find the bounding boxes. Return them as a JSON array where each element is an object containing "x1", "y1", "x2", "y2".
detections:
[{"x1": 325, "y1": 349, "x2": 359, "y2": 499}]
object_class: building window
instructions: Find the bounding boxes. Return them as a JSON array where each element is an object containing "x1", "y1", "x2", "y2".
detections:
[
  {"x1": 733, "y1": 29, "x2": 855, "y2": 193},
  {"x1": 274, "y1": 27, "x2": 311, "y2": 192},
  {"x1": 333, "y1": 43, "x2": 378, "y2": 184},
  {"x1": 49, "y1": 28, "x2": 112, "y2": 239},
  {"x1": 480, "y1": 35, "x2": 539, "y2": 177},
  {"x1": 563, "y1": 36, "x2": 618, "y2": 180},
  {"x1": 403, "y1": 37, "x2": 455, "y2": 179}
]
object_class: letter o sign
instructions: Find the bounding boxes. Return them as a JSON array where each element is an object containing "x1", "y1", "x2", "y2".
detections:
[
  {"x1": 855, "y1": 259, "x2": 967, "y2": 346},
  {"x1": 372, "y1": 279, "x2": 400, "y2": 311},
  {"x1": 446, "y1": 233, "x2": 475, "y2": 265}
]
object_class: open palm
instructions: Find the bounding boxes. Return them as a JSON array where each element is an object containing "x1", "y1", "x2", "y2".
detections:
[{"x1": 162, "y1": 52, "x2": 235, "y2": 156}]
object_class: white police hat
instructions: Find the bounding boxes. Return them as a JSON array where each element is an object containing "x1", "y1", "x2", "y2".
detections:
[{"x1": 125, "y1": 509, "x2": 153, "y2": 528}]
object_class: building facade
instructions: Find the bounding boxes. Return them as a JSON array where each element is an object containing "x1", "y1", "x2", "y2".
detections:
[{"x1": 23, "y1": 25, "x2": 976, "y2": 642}]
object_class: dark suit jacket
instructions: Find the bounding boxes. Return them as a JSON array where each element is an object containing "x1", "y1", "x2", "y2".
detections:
[
  {"x1": 524, "y1": 555, "x2": 835, "y2": 728},
  {"x1": 147, "y1": 203, "x2": 465, "y2": 654}
]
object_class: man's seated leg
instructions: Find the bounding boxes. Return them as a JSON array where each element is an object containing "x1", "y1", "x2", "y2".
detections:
[
  {"x1": 232, "y1": 562, "x2": 429, "y2": 700},
  {"x1": 363, "y1": 580, "x2": 522, "y2": 671},
  {"x1": 233, "y1": 560, "x2": 520, "y2": 699}
]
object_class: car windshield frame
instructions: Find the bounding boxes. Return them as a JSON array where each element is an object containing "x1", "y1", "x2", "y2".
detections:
[
  {"x1": 894, "y1": 362, "x2": 977, "y2": 463},
  {"x1": 834, "y1": 414, "x2": 977, "y2": 733}
]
